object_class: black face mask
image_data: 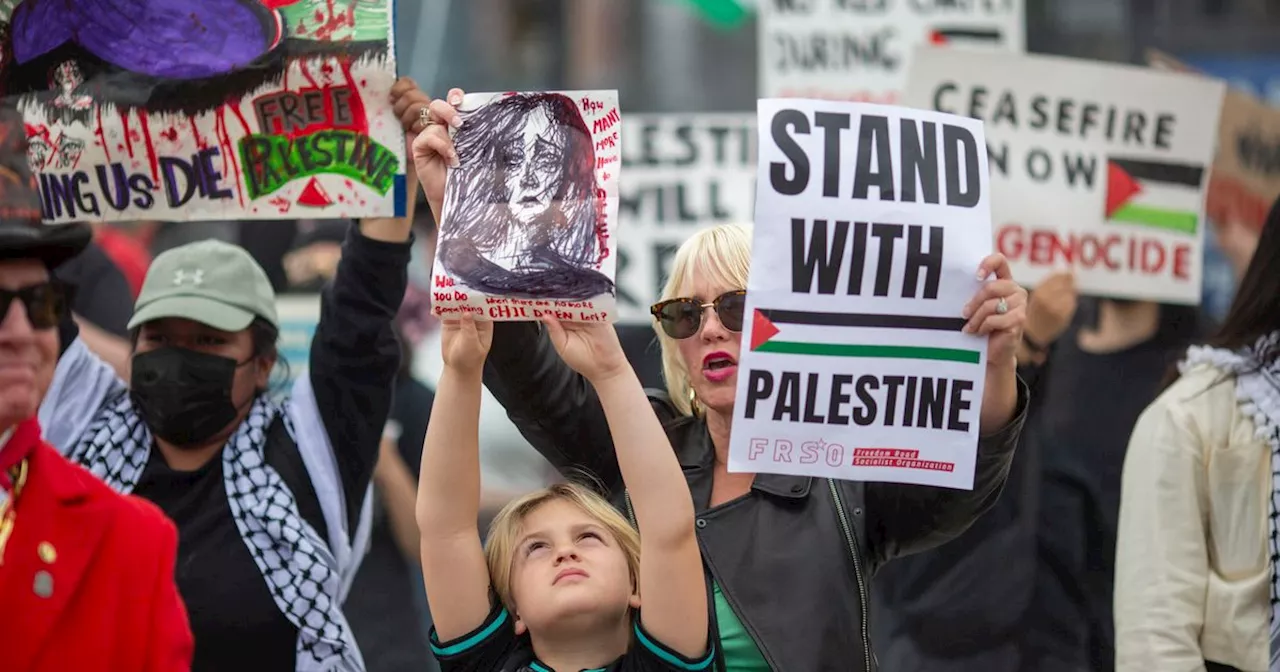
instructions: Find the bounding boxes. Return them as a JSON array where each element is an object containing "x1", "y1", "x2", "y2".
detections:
[{"x1": 130, "y1": 347, "x2": 242, "y2": 448}]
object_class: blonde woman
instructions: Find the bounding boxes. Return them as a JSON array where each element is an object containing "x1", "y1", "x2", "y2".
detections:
[
  {"x1": 415, "y1": 314, "x2": 712, "y2": 672},
  {"x1": 1115, "y1": 200, "x2": 1280, "y2": 672},
  {"x1": 416, "y1": 89, "x2": 1029, "y2": 671}
]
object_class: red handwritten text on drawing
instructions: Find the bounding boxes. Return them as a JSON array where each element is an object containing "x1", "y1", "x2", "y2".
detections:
[
  {"x1": 595, "y1": 131, "x2": 618, "y2": 152},
  {"x1": 591, "y1": 108, "x2": 620, "y2": 134},
  {"x1": 580, "y1": 98, "x2": 605, "y2": 115},
  {"x1": 252, "y1": 85, "x2": 367, "y2": 139},
  {"x1": 596, "y1": 154, "x2": 618, "y2": 170}
]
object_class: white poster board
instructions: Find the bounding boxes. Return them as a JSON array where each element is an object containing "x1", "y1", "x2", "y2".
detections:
[
  {"x1": 758, "y1": 0, "x2": 1024, "y2": 103},
  {"x1": 430, "y1": 91, "x2": 621, "y2": 322},
  {"x1": 616, "y1": 113, "x2": 757, "y2": 324},
  {"x1": 730, "y1": 98, "x2": 992, "y2": 489},
  {"x1": 904, "y1": 48, "x2": 1226, "y2": 304}
]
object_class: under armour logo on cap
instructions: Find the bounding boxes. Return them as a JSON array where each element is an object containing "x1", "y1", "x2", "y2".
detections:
[{"x1": 172, "y1": 269, "x2": 205, "y2": 286}]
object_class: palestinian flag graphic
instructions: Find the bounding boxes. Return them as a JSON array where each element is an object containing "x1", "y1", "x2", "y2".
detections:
[
  {"x1": 749, "y1": 309, "x2": 981, "y2": 364},
  {"x1": 928, "y1": 27, "x2": 1004, "y2": 47},
  {"x1": 1105, "y1": 157, "x2": 1205, "y2": 235}
]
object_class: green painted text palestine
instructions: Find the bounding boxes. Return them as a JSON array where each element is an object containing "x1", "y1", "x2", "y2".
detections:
[{"x1": 239, "y1": 130, "x2": 398, "y2": 199}]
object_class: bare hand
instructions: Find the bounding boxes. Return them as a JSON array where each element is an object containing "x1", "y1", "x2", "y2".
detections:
[
  {"x1": 411, "y1": 87, "x2": 465, "y2": 219},
  {"x1": 540, "y1": 317, "x2": 629, "y2": 383},
  {"x1": 390, "y1": 77, "x2": 431, "y2": 140},
  {"x1": 1024, "y1": 271, "x2": 1077, "y2": 346},
  {"x1": 962, "y1": 253, "x2": 1028, "y2": 370},
  {"x1": 440, "y1": 314, "x2": 492, "y2": 374}
]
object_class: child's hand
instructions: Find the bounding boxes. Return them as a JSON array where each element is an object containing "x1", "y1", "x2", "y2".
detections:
[
  {"x1": 440, "y1": 314, "x2": 492, "y2": 374},
  {"x1": 541, "y1": 317, "x2": 629, "y2": 384}
]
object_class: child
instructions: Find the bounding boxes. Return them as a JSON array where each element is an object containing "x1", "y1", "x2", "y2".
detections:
[{"x1": 416, "y1": 314, "x2": 713, "y2": 671}]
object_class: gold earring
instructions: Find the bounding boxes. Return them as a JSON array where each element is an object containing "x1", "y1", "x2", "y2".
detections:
[{"x1": 688, "y1": 387, "x2": 701, "y2": 416}]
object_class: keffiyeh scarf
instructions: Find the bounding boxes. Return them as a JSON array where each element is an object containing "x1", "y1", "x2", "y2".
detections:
[
  {"x1": 68, "y1": 391, "x2": 361, "y2": 671},
  {"x1": 1183, "y1": 332, "x2": 1280, "y2": 672}
]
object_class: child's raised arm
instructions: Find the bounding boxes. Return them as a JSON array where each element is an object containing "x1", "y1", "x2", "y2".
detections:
[
  {"x1": 542, "y1": 317, "x2": 709, "y2": 660},
  {"x1": 415, "y1": 314, "x2": 494, "y2": 641}
]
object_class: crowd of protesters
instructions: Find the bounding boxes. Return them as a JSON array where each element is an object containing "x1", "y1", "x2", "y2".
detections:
[{"x1": 1, "y1": 63, "x2": 1277, "y2": 672}]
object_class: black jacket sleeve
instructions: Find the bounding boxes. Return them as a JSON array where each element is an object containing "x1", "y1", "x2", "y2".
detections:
[
  {"x1": 308, "y1": 224, "x2": 411, "y2": 533},
  {"x1": 482, "y1": 321, "x2": 639, "y2": 497},
  {"x1": 54, "y1": 241, "x2": 134, "y2": 338},
  {"x1": 864, "y1": 376, "x2": 1030, "y2": 565}
]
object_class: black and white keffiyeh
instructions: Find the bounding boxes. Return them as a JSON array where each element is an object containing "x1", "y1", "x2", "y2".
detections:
[
  {"x1": 68, "y1": 391, "x2": 362, "y2": 671},
  {"x1": 1182, "y1": 332, "x2": 1280, "y2": 672}
]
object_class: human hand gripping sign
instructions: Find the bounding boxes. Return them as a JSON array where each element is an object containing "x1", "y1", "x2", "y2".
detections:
[
  {"x1": 539, "y1": 317, "x2": 630, "y2": 385},
  {"x1": 961, "y1": 253, "x2": 1028, "y2": 431},
  {"x1": 411, "y1": 87, "x2": 466, "y2": 221},
  {"x1": 440, "y1": 314, "x2": 493, "y2": 375}
]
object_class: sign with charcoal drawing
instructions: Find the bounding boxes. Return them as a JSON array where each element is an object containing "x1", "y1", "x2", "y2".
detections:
[
  {"x1": 430, "y1": 90, "x2": 621, "y2": 323},
  {"x1": 729, "y1": 98, "x2": 992, "y2": 489},
  {"x1": 616, "y1": 113, "x2": 756, "y2": 324},
  {"x1": 6, "y1": 0, "x2": 405, "y2": 223}
]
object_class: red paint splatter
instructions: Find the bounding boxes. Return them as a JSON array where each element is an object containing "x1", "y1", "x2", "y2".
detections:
[
  {"x1": 299, "y1": 59, "x2": 319, "y2": 89},
  {"x1": 94, "y1": 106, "x2": 113, "y2": 161},
  {"x1": 312, "y1": 0, "x2": 356, "y2": 41},
  {"x1": 230, "y1": 105, "x2": 253, "y2": 135},
  {"x1": 320, "y1": 63, "x2": 335, "y2": 78},
  {"x1": 268, "y1": 195, "x2": 292, "y2": 214},
  {"x1": 136, "y1": 114, "x2": 160, "y2": 181},
  {"x1": 189, "y1": 115, "x2": 207, "y2": 149},
  {"x1": 160, "y1": 127, "x2": 179, "y2": 143},
  {"x1": 214, "y1": 107, "x2": 246, "y2": 208}
]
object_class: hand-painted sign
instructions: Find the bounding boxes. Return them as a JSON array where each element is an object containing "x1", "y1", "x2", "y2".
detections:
[{"x1": 6, "y1": 0, "x2": 405, "y2": 223}]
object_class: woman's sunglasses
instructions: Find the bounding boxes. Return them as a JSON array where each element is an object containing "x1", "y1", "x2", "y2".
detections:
[
  {"x1": 0, "y1": 281, "x2": 72, "y2": 330},
  {"x1": 650, "y1": 290, "x2": 747, "y2": 340}
]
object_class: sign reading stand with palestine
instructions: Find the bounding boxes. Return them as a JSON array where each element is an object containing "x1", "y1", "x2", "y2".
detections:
[
  {"x1": 904, "y1": 48, "x2": 1225, "y2": 304},
  {"x1": 730, "y1": 98, "x2": 992, "y2": 489}
]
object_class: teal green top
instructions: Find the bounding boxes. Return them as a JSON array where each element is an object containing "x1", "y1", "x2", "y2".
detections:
[{"x1": 713, "y1": 580, "x2": 770, "y2": 671}]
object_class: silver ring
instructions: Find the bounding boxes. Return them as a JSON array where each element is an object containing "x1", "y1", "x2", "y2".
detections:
[{"x1": 995, "y1": 297, "x2": 1009, "y2": 315}]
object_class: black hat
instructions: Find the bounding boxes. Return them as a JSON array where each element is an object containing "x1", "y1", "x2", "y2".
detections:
[{"x1": 0, "y1": 104, "x2": 90, "y2": 267}]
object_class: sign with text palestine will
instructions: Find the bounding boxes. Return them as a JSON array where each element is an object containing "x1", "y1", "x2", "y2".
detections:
[
  {"x1": 905, "y1": 48, "x2": 1225, "y2": 304},
  {"x1": 616, "y1": 113, "x2": 756, "y2": 324},
  {"x1": 7, "y1": 0, "x2": 405, "y2": 223},
  {"x1": 431, "y1": 91, "x2": 620, "y2": 323},
  {"x1": 730, "y1": 98, "x2": 992, "y2": 489},
  {"x1": 758, "y1": 0, "x2": 1024, "y2": 104}
]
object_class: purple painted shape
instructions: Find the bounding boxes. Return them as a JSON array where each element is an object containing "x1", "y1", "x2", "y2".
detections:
[{"x1": 11, "y1": 0, "x2": 278, "y2": 80}]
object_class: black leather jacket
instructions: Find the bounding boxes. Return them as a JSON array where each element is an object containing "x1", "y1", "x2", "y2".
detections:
[{"x1": 482, "y1": 322, "x2": 1029, "y2": 672}]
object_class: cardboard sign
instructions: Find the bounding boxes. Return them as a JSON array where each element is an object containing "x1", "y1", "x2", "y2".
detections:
[
  {"x1": 430, "y1": 91, "x2": 621, "y2": 323},
  {"x1": 758, "y1": 0, "x2": 1024, "y2": 103},
  {"x1": 616, "y1": 113, "x2": 757, "y2": 324},
  {"x1": 905, "y1": 48, "x2": 1225, "y2": 304},
  {"x1": 1148, "y1": 49, "x2": 1280, "y2": 234},
  {"x1": 730, "y1": 98, "x2": 992, "y2": 489},
  {"x1": 9, "y1": 0, "x2": 405, "y2": 223}
]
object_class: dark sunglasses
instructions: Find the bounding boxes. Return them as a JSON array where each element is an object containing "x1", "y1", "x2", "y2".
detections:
[
  {"x1": 0, "y1": 281, "x2": 72, "y2": 330},
  {"x1": 650, "y1": 290, "x2": 746, "y2": 340}
]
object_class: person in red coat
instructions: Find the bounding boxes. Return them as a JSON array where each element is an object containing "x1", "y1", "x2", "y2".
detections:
[{"x1": 0, "y1": 105, "x2": 194, "y2": 671}]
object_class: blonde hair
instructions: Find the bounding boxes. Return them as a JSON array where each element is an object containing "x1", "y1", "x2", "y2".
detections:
[
  {"x1": 484, "y1": 482, "x2": 641, "y2": 613},
  {"x1": 653, "y1": 223, "x2": 754, "y2": 417}
]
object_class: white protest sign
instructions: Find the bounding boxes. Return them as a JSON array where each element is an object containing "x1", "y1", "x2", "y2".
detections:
[
  {"x1": 731, "y1": 98, "x2": 992, "y2": 489},
  {"x1": 616, "y1": 113, "x2": 757, "y2": 324},
  {"x1": 431, "y1": 91, "x2": 621, "y2": 323},
  {"x1": 758, "y1": 0, "x2": 1024, "y2": 103},
  {"x1": 905, "y1": 49, "x2": 1225, "y2": 304}
]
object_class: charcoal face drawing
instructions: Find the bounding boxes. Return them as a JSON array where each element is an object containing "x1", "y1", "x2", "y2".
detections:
[{"x1": 437, "y1": 93, "x2": 615, "y2": 301}]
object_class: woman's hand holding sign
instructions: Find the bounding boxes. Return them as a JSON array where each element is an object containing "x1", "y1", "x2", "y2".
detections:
[
  {"x1": 961, "y1": 252, "x2": 1027, "y2": 433},
  {"x1": 540, "y1": 317, "x2": 630, "y2": 385},
  {"x1": 440, "y1": 314, "x2": 493, "y2": 376},
  {"x1": 412, "y1": 87, "x2": 466, "y2": 222}
]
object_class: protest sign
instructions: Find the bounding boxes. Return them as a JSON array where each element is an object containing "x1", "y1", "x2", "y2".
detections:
[
  {"x1": 431, "y1": 90, "x2": 621, "y2": 323},
  {"x1": 7, "y1": 0, "x2": 405, "y2": 224},
  {"x1": 758, "y1": 0, "x2": 1024, "y2": 103},
  {"x1": 616, "y1": 113, "x2": 757, "y2": 324},
  {"x1": 905, "y1": 48, "x2": 1225, "y2": 304},
  {"x1": 1148, "y1": 50, "x2": 1280, "y2": 235},
  {"x1": 730, "y1": 98, "x2": 992, "y2": 489}
]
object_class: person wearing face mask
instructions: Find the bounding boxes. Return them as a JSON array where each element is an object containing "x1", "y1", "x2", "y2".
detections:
[
  {"x1": 0, "y1": 105, "x2": 192, "y2": 671},
  {"x1": 35, "y1": 78, "x2": 430, "y2": 672}
]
